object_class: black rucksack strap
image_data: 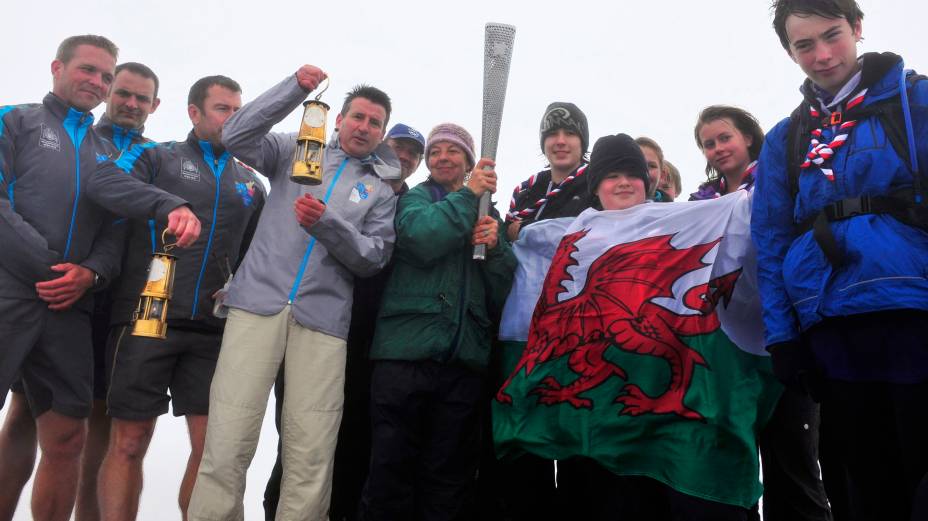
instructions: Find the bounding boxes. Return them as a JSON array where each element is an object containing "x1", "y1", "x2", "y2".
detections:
[
  {"x1": 786, "y1": 104, "x2": 810, "y2": 202},
  {"x1": 795, "y1": 190, "x2": 927, "y2": 266},
  {"x1": 787, "y1": 70, "x2": 928, "y2": 266}
]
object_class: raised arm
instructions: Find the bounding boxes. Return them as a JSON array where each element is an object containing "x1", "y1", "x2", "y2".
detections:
[{"x1": 221, "y1": 66, "x2": 327, "y2": 177}]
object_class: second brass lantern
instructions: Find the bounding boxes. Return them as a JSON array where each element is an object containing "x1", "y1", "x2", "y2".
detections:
[
  {"x1": 291, "y1": 78, "x2": 331, "y2": 185},
  {"x1": 132, "y1": 231, "x2": 177, "y2": 339}
]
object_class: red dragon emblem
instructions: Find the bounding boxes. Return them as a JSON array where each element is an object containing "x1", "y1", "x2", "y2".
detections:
[{"x1": 495, "y1": 230, "x2": 741, "y2": 421}]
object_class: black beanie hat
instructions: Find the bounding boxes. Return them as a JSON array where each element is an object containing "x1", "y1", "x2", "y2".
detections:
[
  {"x1": 587, "y1": 133, "x2": 651, "y2": 198},
  {"x1": 539, "y1": 102, "x2": 589, "y2": 154}
]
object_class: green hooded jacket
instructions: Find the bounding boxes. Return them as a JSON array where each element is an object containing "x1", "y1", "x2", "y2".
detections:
[{"x1": 370, "y1": 180, "x2": 517, "y2": 372}]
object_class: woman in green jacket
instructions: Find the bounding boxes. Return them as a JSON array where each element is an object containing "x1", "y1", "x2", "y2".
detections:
[{"x1": 360, "y1": 123, "x2": 516, "y2": 521}]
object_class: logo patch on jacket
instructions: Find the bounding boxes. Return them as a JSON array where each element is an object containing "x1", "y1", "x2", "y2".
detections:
[
  {"x1": 39, "y1": 124, "x2": 60, "y2": 151},
  {"x1": 181, "y1": 159, "x2": 200, "y2": 181},
  {"x1": 96, "y1": 153, "x2": 110, "y2": 163},
  {"x1": 349, "y1": 182, "x2": 371, "y2": 203},
  {"x1": 235, "y1": 181, "x2": 256, "y2": 207}
]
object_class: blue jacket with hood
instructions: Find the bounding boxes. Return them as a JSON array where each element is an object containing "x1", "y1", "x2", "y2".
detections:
[{"x1": 752, "y1": 52, "x2": 928, "y2": 347}]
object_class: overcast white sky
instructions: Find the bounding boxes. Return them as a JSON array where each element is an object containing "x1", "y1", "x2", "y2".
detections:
[{"x1": 3, "y1": 0, "x2": 927, "y2": 518}]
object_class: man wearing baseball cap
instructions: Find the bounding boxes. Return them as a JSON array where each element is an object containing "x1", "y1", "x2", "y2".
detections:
[
  {"x1": 505, "y1": 102, "x2": 594, "y2": 242},
  {"x1": 384, "y1": 123, "x2": 425, "y2": 187}
]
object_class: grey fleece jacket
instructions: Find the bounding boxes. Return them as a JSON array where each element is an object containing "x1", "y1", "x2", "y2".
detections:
[
  {"x1": 220, "y1": 74, "x2": 398, "y2": 339},
  {"x1": 89, "y1": 131, "x2": 265, "y2": 331},
  {"x1": 0, "y1": 94, "x2": 184, "y2": 309}
]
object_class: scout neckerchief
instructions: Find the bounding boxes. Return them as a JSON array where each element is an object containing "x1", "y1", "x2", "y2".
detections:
[{"x1": 506, "y1": 164, "x2": 588, "y2": 222}]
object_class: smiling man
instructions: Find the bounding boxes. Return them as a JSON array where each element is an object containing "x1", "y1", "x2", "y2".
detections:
[
  {"x1": 188, "y1": 66, "x2": 400, "y2": 520},
  {"x1": 0, "y1": 60, "x2": 165, "y2": 521},
  {"x1": 0, "y1": 35, "x2": 196, "y2": 521},
  {"x1": 753, "y1": 1, "x2": 928, "y2": 519}
]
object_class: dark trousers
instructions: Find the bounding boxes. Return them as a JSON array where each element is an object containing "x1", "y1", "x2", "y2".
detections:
[
  {"x1": 805, "y1": 313, "x2": 928, "y2": 521},
  {"x1": 491, "y1": 454, "x2": 560, "y2": 520},
  {"x1": 817, "y1": 379, "x2": 928, "y2": 521},
  {"x1": 757, "y1": 388, "x2": 832, "y2": 521},
  {"x1": 569, "y1": 462, "x2": 750, "y2": 521},
  {"x1": 359, "y1": 360, "x2": 483, "y2": 521},
  {"x1": 912, "y1": 473, "x2": 928, "y2": 521}
]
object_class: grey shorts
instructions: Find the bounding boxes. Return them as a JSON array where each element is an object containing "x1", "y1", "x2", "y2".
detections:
[
  {"x1": 106, "y1": 324, "x2": 222, "y2": 420},
  {"x1": 0, "y1": 298, "x2": 94, "y2": 418}
]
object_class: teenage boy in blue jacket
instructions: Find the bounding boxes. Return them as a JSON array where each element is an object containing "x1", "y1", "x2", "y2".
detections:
[{"x1": 753, "y1": 1, "x2": 928, "y2": 519}]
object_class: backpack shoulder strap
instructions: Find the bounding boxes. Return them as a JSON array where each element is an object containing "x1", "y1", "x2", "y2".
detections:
[{"x1": 786, "y1": 103, "x2": 809, "y2": 202}]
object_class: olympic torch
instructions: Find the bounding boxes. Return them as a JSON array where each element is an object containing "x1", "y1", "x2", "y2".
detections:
[{"x1": 474, "y1": 23, "x2": 516, "y2": 260}]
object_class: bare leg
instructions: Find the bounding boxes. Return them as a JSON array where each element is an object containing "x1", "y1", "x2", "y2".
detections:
[
  {"x1": 97, "y1": 418, "x2": 156, "y2": 521},
  {"x1": 0, "y1": 393, "x2": 37, "y2": 521},
  {"x1": 180, "y1": 415, "x2": 207, "y2": 521},
  {"x1": 32, "y1": 411, "x2": 87, "y2": 521},
  {"x1": 76, "y1": 399, "x2": 110, "y2": 521}
]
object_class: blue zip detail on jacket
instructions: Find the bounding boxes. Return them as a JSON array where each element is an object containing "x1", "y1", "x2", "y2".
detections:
[
  {"x1": 115, "y1": 141, "x2": 158, "y2": 173},
  {"x1": 7, "y1": 178, "x2": 15, "y2": 210},
  {"x1": 191, "y1": 141, "x2": 230, "y2": 318},
  {"x1": 110, "y1": 123, "x2": 140, "y2": 153},
  {"x1": 288, "y1": 158, "x2": 348, "y2": 303},
  {"x1": 0, "y1": 107, "x2": 15, "y2": 205},
  {"x1": 61, "y1": 108, "x2": 94, "y2": 261},
  {"x1": 0, "y1": 105, "x2": 15, "y2": 137},
  {"x1": 148, "y1": 219, "x2": 157, "y2": 254}
]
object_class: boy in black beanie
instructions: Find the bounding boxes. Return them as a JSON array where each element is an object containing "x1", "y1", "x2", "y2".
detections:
[{"x1": 587, "y1": 133, "x2": 650, "y2": 211}]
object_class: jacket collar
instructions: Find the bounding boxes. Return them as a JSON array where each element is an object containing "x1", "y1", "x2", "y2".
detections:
[
  {"x1": 42, "y1": 92, "x2": 95, "y2": 126},
  {"x1": 96, "y1": 114, "x2": 143, "y2": 148},
  {"x1": 801, "y1": 52, "x2": 903, "y2": 111},
  {"x1": 328, "y1": 135, "x2": 401, "y2": 180},
  {"x1": 186, "y1": 129, "x2": 225, "y2": 157}
]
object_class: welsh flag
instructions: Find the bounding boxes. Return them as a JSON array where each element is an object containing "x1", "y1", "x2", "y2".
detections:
[{"x1": 492, "y1": 191, "x2": 782, "y2": 508}]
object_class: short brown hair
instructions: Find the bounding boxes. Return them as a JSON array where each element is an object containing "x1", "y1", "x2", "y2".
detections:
[
  {"x1": 56, "y1": 35, "x2": 118, "y2": 64},
  {"x1": 115, "y1": 62, "x2": 160, "y2": 98},
  {"x1": 662, "y1": 160, "x2": 683, "y2": 196},
  {"x1": 771, "y1": 0, "x2": 864, "y2": 51},
  {"x1": 634, "y1": 136, "x2": 664, "y2": 169},
  {"x1": 188, "y1": 75, "x2": 241, "y2": 110},
  {"x1": 341, "y1": 85, "x2": 392, "y2": 129}
]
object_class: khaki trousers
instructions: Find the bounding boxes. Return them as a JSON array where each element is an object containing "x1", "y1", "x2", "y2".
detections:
[{"x1": 188, "y1": 307, "x2": 346, "y2": 521}]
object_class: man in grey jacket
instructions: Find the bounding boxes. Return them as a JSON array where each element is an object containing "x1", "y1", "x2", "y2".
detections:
[
  {"x1": 0, "y1": 35, "x2": 198, "y2": 521},
  {"x1": 188, "y1": 65, "x2": 400, "y2": 521}
]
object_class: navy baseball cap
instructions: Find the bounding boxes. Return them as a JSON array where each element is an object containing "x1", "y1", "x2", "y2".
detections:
[{"x1": 385, "y1": 123, "x2": 426, "y2": 153}]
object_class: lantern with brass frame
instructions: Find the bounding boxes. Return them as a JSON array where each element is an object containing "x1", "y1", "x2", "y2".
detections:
[
  {"x1": 132, "y1": 230, "x2": 178, "y2": 339},
  {"x1": 291, "y1": 77, "x2": 332, "y2": 185}
]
